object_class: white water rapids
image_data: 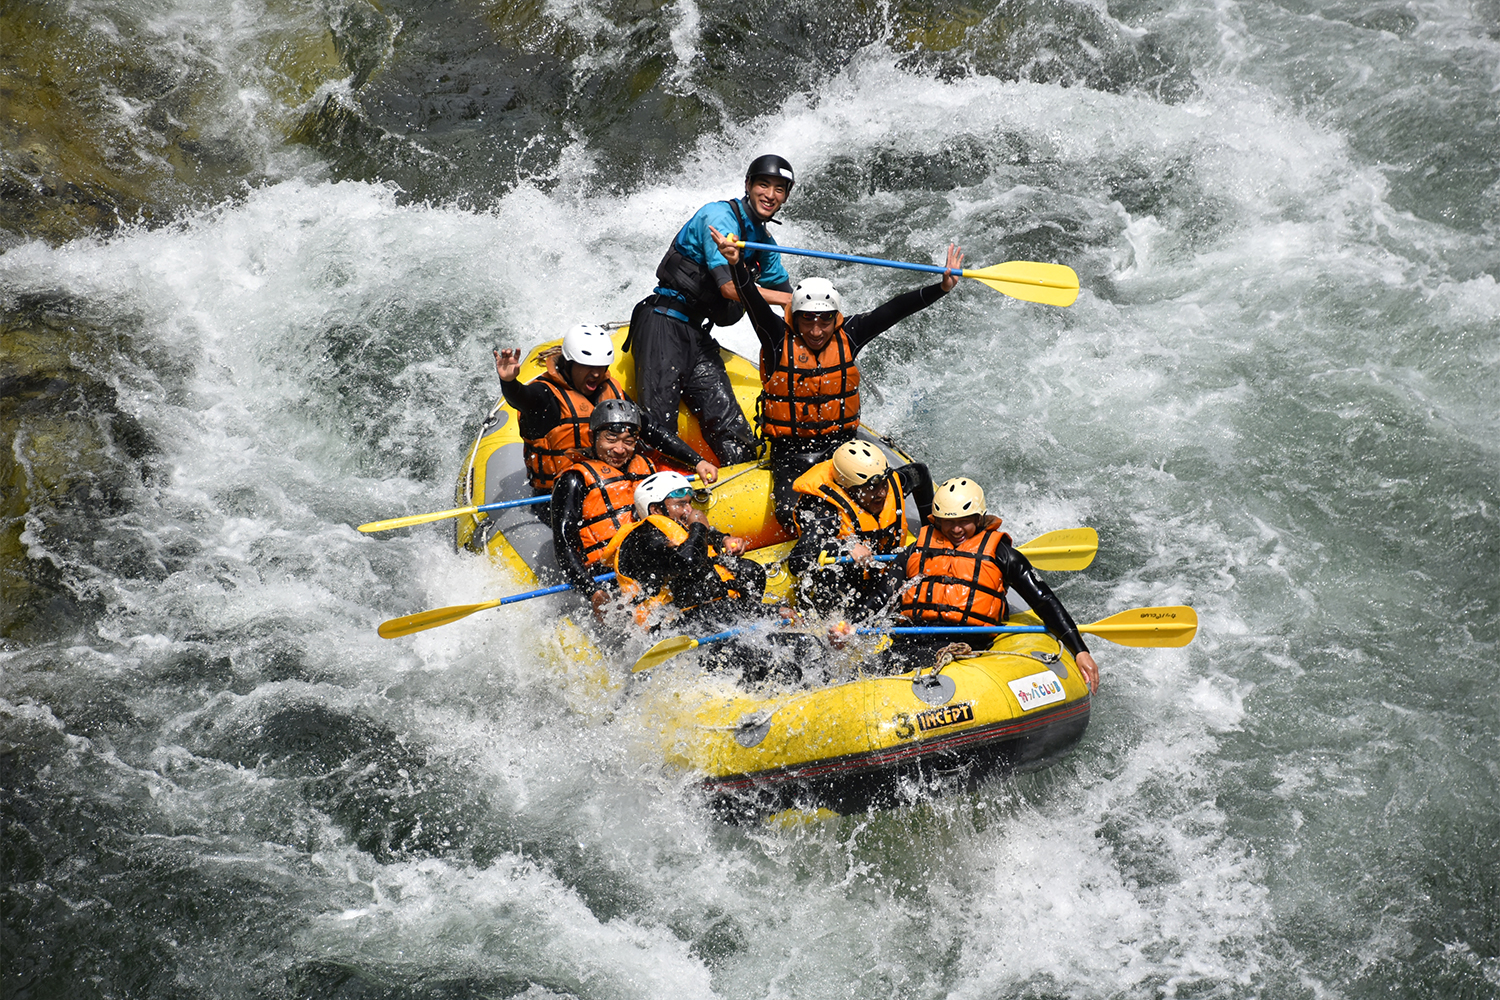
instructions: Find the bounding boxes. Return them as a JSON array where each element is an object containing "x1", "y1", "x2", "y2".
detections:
[{"x1": 2, "y1": 0, "x2": 1498, "y2": 996}]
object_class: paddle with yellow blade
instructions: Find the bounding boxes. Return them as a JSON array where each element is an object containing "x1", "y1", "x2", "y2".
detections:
[
  {"x1": 735, "y1": 240, "x2": 1079, "y2": 308},
  {"x1": 357, "y1": 456, "x2": 768, "y2": 534},
  {"x1": 824, "y1": 527, "x2": 1099, "y2": 573},
  {"x1": 630, "y1": 604, "x2": 1197, "y2": 674},
  {"x1": 874, "y1": 606, "x2": 1199, "y2": 646},
  {"x1": 377, "y1": 572, "x2": 616, "y2": 639},
  {"x1": 358, "y1": 495, "x2": 547, "y2": 534}
]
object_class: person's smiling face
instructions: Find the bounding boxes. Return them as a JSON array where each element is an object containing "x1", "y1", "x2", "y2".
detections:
[{"x1": 745, "y1": 176, "x2": 790, "y2": 221}]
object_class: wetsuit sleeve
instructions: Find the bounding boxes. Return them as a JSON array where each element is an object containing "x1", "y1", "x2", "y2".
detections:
[
  {"x1": 998, "y1": 543, "x2": 1090, "y2": 657},
  {"x1": 672, "y1": 524, "x2": 738, "y2": 607},
  {"x1": 842, "y1": 283, "x2": 950, "y2": 354},
  {"x1": 501, "y1": 376, "x2": 563, "y2": 441},
  {"x1": 618, "y1": 520, "x2": 715, "y2": 598},
  {"x1": 890, "y1": 462, "x2": 934, "y2": 524},
  {"x1": 787, "y1": 497, "x2": 845, "y2": 575},
  {"x1": 550, "y1": 470, "x2": 597, "y2": 592},
  {"x1": 638, "y1": 412, "x2": 710, "y2": 467},
  {"x1": 728, "y1": 257, "x2": 787, "y2": 359}
]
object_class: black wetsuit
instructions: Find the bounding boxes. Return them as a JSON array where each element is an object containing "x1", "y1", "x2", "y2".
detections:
[
  {"x1": 729, "y1": 256, "x2": 951, "y2": 523},
  {"x1": 882, "y1": 540, "x2": 1091, "y2": 671},
  {"x1": 615, "y1": 519, "x2": 767, "y2": 630},
  {"x1": 785, "y1": 462, "x2": 935, "y2": 621}
]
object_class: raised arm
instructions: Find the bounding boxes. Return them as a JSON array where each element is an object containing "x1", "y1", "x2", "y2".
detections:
[
  {"x1": 843, "y1": 245, "x2": 963, "y2": 352},
  {"x1": 495, "y1": 348, "x2": 563, "y2": 438}
]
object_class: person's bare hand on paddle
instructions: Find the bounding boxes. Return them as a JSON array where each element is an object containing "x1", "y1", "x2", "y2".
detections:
[{"x1": 708, "y1": 226, "x2": 741, "y2": 266}]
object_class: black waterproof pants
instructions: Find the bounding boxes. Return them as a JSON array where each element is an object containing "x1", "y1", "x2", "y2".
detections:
[
  {"x1": 628, "y1": 297, "x2": 759, "y2": 466},
  {"x1": 768, "y1": 434, "x2": 855, "y2": 529}
]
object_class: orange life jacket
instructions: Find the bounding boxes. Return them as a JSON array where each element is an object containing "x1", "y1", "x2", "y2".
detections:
[
  {"x1": 571, "y1": 454, "x2": 656, "y2": 564},
  {"x1": 791, "y1": 459, "x2": 905, "y2": 554},
  {"x1": 899, "y1": 518, "x2": 1013, "y2": 626},
  {"x1": 758, "y1": 318, "x2": 860, "y2": 439},
  {"x1": 602, "y1": 514, "x2": 742, "y2": 625},
  {"x1": 522, "y1": 355, "x2": 627, "y2": 491}
]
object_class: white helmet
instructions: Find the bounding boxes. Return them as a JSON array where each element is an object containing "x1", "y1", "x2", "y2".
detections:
[
  {"x1": 831, "y1": 440, "x2": 888, "y2": 488},
  {"x1": 561, "y1": 324, "x2": 615, "y2": 366},
  {"x1": 633, "y1": 470, "x2": 694, "y2": 520},
  {"x1": 791, "y1": 277, "x2": 842, "y2": 316},
  {"x1": 932, "y1": 477, "x2": 986, "y2": 518}
]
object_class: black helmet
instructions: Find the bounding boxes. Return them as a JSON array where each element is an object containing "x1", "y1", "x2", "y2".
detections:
[
  {"x1": 745, "y1": 154, "x2": 795, "y2": 191},
  {"x1": 589, "y1": 398, "x2": 642, "y2": 435}
]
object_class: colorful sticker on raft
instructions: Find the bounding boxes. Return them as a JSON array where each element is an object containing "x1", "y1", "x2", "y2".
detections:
[
  {"x1": 915, "y1": 702, "x2": 974, "y2": 733},
  {"x1": 1009, "y1": 670, "x2": 1066, "y2": 712}
]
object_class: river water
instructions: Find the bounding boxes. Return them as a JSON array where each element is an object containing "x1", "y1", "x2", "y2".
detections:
[{"x1": 3, "y1": 0, "x2": 1498, "y2": 997}]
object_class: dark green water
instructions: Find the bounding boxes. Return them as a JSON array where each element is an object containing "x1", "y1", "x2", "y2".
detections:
[{"x1": 2, "y1": 0, "x2": 1498, "y2": 997}]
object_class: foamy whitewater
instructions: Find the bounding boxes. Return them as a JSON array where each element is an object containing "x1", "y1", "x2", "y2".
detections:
[{"x1": 3, "y1": 0, "x2": 1498, "y2": 996}]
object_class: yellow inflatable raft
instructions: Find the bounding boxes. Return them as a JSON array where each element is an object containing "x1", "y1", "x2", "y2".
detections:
[{"x1": 453, "y1": 327, "x2": 1098, "y2": 820}]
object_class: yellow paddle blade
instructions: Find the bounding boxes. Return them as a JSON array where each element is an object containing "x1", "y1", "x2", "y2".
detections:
[
  {"x1": 963, "y1": 261, "x2": 1080, "y2": 307},
  {"x1": 1016, "y1": 527, "x2": 1098, "y2": 571},
  {"x1": 631, "y1": 635, "x2": 701, "y2": 673},
  {"x1": 377, "y1": 599, "x2": 504, "y2": 639},
  {"x1": 1080, "y1": 606, "x2": 1198, "y2": 648},
  {"x1": 359, "y1": 504, "x2": 480, "y2": 533}
]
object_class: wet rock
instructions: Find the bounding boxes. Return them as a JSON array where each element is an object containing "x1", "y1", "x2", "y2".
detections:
[
  {"x1": 306, "y1": 737, "x2": 490, "y2": 862},
  {"x1": 0, "y1": 0, "x2": 374, "y2": 245},
  {"x1": 199, "y1": 701, "x2": 401, "y2": 779},
  {"x1": 0, "y1": 294, "x2": 156, "y2": 643}
]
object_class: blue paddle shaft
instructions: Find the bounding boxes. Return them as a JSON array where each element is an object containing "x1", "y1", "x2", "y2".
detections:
[
  {"x1": 684, "y1": 621, "x2": 1046, "y2": 646},
  {"x1": 740, "y1": 240, "x2": 954, "y2": 278},
  {"x1": 869, "y1": 625, "x2": 1047, "y2": 635},
  {"x1": 694, "y1": 628, "x2": 743, "y2": 645},
  {"x1": 477, "y1": 495, "x2": 548, "y2": 514},
  {"x1": 502, "y1": 571, "x2": 616, "y2": 605}
]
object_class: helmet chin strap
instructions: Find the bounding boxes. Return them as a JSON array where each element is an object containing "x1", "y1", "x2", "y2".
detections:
[{"x1": 742, "y1": 194, "x2": 783, "y2": 226}]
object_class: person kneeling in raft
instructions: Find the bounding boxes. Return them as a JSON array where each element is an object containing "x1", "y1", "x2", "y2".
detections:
[
  {"x1": 883, "y1": 477, "x2": 1100, "y2": 692},
  {"x1": 600, "y1": 471, "x2": 766, "y2": 631},
  {"x1": 496, "y1": 324, "x2": 717, "y2": 519},
  {"x1": 708, "y1": 226, "x2": 962, "y2": 527},
  {"x1": 787, "y1": 440, "x2": 934, "y2": 622},
  {"x1": 551, "y1": 399, "x2": 660, "y2": 619}
]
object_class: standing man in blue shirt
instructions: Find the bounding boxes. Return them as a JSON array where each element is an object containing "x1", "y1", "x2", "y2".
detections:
[{"x1": 626, "y1": 155, "x2": 797, "y2": 467}]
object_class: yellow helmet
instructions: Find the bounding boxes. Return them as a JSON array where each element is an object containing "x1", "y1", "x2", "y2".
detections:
[
  {"x1": 831, "y1": 440, "x2": 888, "y2": 488},
  {"x1": 932, "y1": 477, "x2": 986, "y2": 518}
]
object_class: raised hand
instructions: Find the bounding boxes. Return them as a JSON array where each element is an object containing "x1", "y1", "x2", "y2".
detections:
[
  {"x1": 940, "y1": 244, "x2": 965, "y2": 292},
  {"x1": 494, "y1": 347, "x2": 523, "y2": 382}
]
